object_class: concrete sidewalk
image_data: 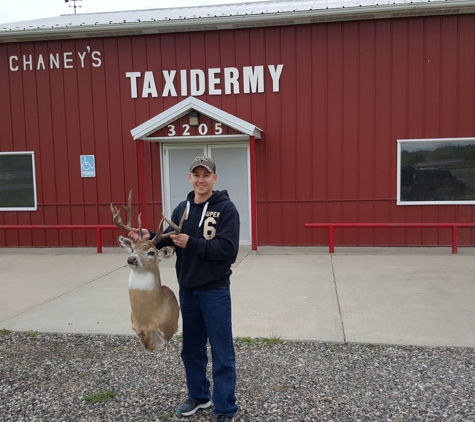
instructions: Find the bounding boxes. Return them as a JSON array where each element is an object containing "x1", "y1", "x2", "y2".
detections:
[{"x1": 1, "y1": 246, "x2": 474, "y2": 348}]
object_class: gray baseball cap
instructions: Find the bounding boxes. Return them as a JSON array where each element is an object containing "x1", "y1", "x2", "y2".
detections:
[{"x1": 190, "y1": 156, "x2": 216, "y2": 173}]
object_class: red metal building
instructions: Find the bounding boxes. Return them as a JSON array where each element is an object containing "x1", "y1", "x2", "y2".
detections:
[{"x1": 1, "y1": 0, "x2": 475, "y2": 249}]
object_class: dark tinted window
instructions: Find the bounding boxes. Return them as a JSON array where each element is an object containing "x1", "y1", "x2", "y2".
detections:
[
  {"x1": 0, "y1": 153, "x2": 37, "y2": 209},
  {"x1": 399, "y1": 140, "x2": 475, "y2": 203}
]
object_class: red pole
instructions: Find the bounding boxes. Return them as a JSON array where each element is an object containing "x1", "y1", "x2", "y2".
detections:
[
  {"x1": 329, "y1": 226, "x2": 334, "y2": 254},
  {"x1": 96, "y1": 228, "x2": 102, "y2": 253},
  {"x1": 249, "y1": 136, "x2": 258, "y2": 252},
  {"x1": 452, "y1": 226, "x2": 458, "y2": 254},
  {"x1": 137, "y1": 140, "x2": 148, "y2": 227}
]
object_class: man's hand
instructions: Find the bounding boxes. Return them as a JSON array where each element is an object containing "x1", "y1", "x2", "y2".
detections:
[
  {"x1": 127, "y1": 228, "x2": 150, "y2": 242},
  {"x1": 170, "y1": 233, "x2": 189, "y2": 248}
]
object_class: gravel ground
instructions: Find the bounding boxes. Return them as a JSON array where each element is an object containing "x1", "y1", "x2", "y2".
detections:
[{"x1": 0, "y1": 331, "x2": 474, "y2": 422}]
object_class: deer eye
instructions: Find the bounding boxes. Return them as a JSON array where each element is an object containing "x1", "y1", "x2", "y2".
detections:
[{"x1": 147, "y1": 251, "x2": 155, "y2": 256}]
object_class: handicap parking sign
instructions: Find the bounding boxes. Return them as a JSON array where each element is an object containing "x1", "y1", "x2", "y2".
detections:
[{"x1": 80, "y1": 155, "x2": 96, "y2": 178}]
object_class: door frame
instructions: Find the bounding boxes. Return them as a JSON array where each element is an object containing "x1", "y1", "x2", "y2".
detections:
[{"x1": 161, "y1": 142, "x2": 252, "y2": 246}]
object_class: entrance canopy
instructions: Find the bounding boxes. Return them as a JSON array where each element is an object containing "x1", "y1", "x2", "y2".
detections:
[{"x1": 131, "y1": 96, "x2": 263, "y2": 141}]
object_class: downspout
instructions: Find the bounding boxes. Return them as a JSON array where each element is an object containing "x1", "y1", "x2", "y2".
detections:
[
  {"x1": 250, "y1": 135, "x2": 258, "y2": 252},
  {"x1": 137, "y1": 140, "x2": 148, "y2": 227}
]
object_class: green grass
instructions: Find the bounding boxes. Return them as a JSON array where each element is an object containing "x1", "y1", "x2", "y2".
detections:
[
  {"x1": 0, "y1": 329, "x2": 11, "y2": 336},
  {"x1": 236, "y1": 333, "x2": 282, "y2": 346},
  {"x1": 261, "y1": 333, "x2": 282, "y2": 346},
  {"x1": 236, "y1": 336, "x2": 260, "y2": 345},
  {"x1": 27, "y1": 331, "x2": 38, "y2": 338},
  {"x1": 158, "y1": 412, "x2": 175, "y2": 420},
  {"x1": 327, "y1": 343, "x2": 342, "y2": 350},
  {"x1": 82, "y1": 390, "x2": 117, "y2": 403},
  {"x1": 273, "y1": 383, "x2": 289, "y2": 392}
]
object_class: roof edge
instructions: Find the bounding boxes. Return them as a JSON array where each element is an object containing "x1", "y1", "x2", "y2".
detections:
[
  {"x1": 2, "y1": 1, "x2": 475, "y2": 43},
  {"x1": 131, "y1": 97, "x2": 263, "y2": 140}
]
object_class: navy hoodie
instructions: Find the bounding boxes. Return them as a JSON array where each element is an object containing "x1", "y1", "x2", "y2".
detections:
[{"x1": 152, "y1": 190, "x2": 240, "y2": 290}]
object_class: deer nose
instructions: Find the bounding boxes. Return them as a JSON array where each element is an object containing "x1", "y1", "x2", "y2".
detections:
[{"x1": 127, "y1": 256, "x2": 137, "y2": 266}]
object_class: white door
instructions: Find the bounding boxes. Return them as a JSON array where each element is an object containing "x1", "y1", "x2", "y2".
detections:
[{"x1": 162, "y1": 143, "x2": 251, "y2": 245}]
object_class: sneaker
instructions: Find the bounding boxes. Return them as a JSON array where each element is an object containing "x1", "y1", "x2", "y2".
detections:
[
  {"x1": 175, "y1": 398, "x2": 212, "y2": 416},
  {"x1": 216, "y1": 416, "x2": 234, "y2": 422}
]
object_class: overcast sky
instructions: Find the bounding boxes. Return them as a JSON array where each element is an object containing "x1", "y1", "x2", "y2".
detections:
[{"x1": 0, "y1": 0, "x2": 251, "y2": 24}]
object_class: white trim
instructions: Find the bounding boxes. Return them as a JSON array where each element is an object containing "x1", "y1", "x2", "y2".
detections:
[
  {"x1": 131, "y1": 96, "x2": 262, "y2": 140},
  {"x1": 397, "y1": 137, "x2": 475, "y2": 206},
  {"x1": 397, "y1": 141, "x2": 402, "y2": 205},
  {"x1": 0, "y1": 151, "x2": 37, "y2": 211},
  {"x1": 397, "y1": 137, "x2": 475, "y2": 143},
  {"x1": 146, "y1": 134, "x2": 250, "y2": 143}
]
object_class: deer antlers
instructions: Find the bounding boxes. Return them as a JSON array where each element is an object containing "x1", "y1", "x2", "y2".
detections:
[
  {"x1": 151, "y1": 211, "x2": 186, "y2": 245},
  {"x1": 110, "y1": 190, "x2": 134, "y2": 233},
  {"x1": 111, "y1": 190, "x2": 186, "y2": 243}
]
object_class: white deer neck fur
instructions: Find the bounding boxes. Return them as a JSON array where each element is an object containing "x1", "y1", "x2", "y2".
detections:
[{"x1": 128, "y1": 267, "x2": 157, "y2": 291}]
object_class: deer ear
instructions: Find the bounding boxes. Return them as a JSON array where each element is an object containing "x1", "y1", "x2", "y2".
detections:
[
  {"x1": 157, "y1": 246, "x2": 176, "y2": 260},
  {"x1": 118, "y1": 236, "x2": 134, "y2": 253}
]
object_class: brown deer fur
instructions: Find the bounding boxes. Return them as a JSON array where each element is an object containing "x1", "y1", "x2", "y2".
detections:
[
  {"x1": 118, "y1": 238, "x2": 180, "y2": 352},
  {"x1": 111, "y1": 191, "x2": 185, "y2": 352}
]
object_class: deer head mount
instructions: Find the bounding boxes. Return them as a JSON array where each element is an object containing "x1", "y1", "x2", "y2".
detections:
[{"x1": 110, "y1": 190, "x2": 185, "y2": 352}]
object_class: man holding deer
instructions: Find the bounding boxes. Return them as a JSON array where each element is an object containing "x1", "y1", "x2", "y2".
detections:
[{"x1": 127, "y1": 156, "x2": 240, "y2": 422}]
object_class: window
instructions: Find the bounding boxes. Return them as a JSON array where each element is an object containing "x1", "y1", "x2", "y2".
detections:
[
  {"x1": 397, "y1": 138, "x2": 475, "y2": 205},
  {"x1": 0, "y1": 152, "x2": 37, "y2": 211}
]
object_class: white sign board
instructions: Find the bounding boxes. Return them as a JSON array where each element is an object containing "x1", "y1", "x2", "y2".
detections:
[{"x1": 80, "y1": 155, "x2": 95, "y2": 178}]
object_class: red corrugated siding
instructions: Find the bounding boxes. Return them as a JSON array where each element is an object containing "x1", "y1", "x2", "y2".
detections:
[{"x1": 1, "y1": 15, "x2": 475, "y2": 247}]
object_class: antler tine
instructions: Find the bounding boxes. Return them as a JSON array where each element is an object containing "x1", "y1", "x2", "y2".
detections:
[
  {"x1": 163, "y1": 210, "x2": 186, "y2": 234},
  {"x1": 151, "y1": 210, "x2": 186, "y2": 245},
  {"x1": 122, "y1": 190, "x2": 133, "y2": 229},
  {"x1": 151, "y1": 216, "x2": 166, "y2": 245},
  {"x1": 137, "y1": 213, "x2": 143, "y2": 240},
  {"x1": 110, "y1": 190, "x2": 134, "y2": 232}
]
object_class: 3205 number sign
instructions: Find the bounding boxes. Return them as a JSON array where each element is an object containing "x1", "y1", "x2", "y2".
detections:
[{"x1": 167, "y1": 122, "x2": 223, "y2": 136}]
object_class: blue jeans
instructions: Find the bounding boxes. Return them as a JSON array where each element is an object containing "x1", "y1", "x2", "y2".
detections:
[{"x1": 179, "y1": 287, "x2": 238, "y2": 417}]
